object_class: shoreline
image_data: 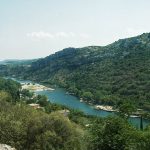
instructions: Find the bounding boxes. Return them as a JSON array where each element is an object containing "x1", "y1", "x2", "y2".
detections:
[
  {"x1": 95, "y1": 105, "x2": 116, "y2": 112},
  {"x1": 7, "y1": 76, "x2": 147, "y2": 119},
  {"x1": 94, "y1": 105, "x2": 140, "y2": 118},
  {"x1": 21, "y1": 83, "x2": 55, "y2": 92}
]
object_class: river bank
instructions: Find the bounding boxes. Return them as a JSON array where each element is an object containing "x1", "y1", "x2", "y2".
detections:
[
  {"x1": 21, "y1": 81, "x2": 144, "y2": 119},
  {"x1": 95, "y1": 105, "x2": 115, "y2": 112},
  {"x1": 21, "y1": 83, "x2": 54, "y2": 92},
  {"x1": 5, "y1": 77, "x2": 150, "y2": 128}
]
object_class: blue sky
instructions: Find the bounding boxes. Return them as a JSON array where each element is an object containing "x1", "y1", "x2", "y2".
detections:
[{"x1": 0, "y1": 0, "x2": 150, "y2": 60}]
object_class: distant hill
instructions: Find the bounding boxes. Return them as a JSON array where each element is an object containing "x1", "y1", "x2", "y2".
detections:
[
  {"x1": 0, "y1": 59, "x2": 36, "y2": 66},
  {"x1": 1, "y1": 33, "x2": 150, "y2": 109}
]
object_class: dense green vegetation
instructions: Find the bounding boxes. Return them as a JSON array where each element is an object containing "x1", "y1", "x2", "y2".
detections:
[
  {"x1": 0, "y1": 77, "x2": 21, "y2": 102},
  {"x1": 87, "y1": 117, "x2": 150, "y2": 150},
  {"x1": 0, "y1": 101, "x2": 84, "y2": 150},
  {"x1": 0, "y1": 59, "x2": 36, "y2": 66},
  {"x1": 0, "y1": 33, "x2": 150, "y2": 110},
  {"x1": 0, "y1": 77, "x2": 85, "y2": 150},
  {"x1": 1, "y1": 77, "x2": 150, "y2": 149}
]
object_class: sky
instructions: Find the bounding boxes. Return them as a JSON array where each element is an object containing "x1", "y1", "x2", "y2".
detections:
[{"x1": 0, "y1": 0, "x2": 150, "y2": 60}]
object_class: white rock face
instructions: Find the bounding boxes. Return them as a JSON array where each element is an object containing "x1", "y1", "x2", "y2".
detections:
[{"x1": 0, "y1": 144, "x2": 16, "y2": 150}]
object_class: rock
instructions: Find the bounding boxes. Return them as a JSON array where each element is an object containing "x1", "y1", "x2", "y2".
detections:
[{"x1": 0, "y1": 144, "x2": 16, "y2": 150}]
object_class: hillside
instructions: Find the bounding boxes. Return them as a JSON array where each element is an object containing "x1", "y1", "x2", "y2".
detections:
[
  {"x1": 1, "y1": 33, "x2": 150, "y2": 109},
  {"x1": 1, "y1": 76, "x2": 150, "y2": 150},
  {"x1": 0, "y1": 59, "x2": 36, "y2": 66}
]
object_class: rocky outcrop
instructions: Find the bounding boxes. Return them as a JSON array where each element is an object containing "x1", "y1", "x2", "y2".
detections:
[{"x1": 0, "y1": 144, "x2": 16, "y2": 150}]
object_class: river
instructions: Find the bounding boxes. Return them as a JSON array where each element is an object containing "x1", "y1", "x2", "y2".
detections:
[{"x1": 10, "y1": 77, "x2": 150, "y2": 128}]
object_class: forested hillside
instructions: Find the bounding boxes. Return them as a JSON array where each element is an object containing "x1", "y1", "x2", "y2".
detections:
[
  {"x1": 0, "y1": 59, "x2": 36, "y2": 66},
  {"x1": 0, "y1": 33, "x2": 150, "y2": 109},
  {"x1": 1, "y1": 78, "x2": 150, "y2": 150},
  {"x1": 0, "y1": 77, "x2": 85, "y2": 149},
  {"x1": 0, "y1": 77, "x2": 21, "y2": 102}
]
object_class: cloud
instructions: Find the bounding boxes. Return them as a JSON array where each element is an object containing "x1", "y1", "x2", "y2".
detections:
[
  {"x1": 56, "y1": 32, "x2": 76, "y2": 38},
  {"x1": 26, "y1": 31, "x2": 90, "y2": 40},
  {"x1": 26, "y1": 31, "x2": 54, "y2": 39}
]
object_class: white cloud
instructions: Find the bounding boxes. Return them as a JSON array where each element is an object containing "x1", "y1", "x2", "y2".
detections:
[
  {"x1": 27, "y1": 31, "x2": 54, "y2": 39},
  {"x1": 56, "y1": 32, "x2": 76, "y2": 38},
  {"x1": 56, "y1": 32, "x2": 68, "y2": 38},
  {"x1": 26, "y1": 31, "x2": 90, "y2": 40}
]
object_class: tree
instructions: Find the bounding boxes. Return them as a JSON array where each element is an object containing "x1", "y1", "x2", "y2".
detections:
[
  {"x1": 0, "y1": 91, "x2": 12, "y2": 103},
  {"x1": 82, "y1": 91, "x2": 94, "y2": 101},
  {"x1": 0, "y1": 101, "x2": 85, "y2": 150},
  {"x1": 36, "y1": 95, "x2": 49, "y2": 107},
  {"x1": 87, "y1": 117, "x2": 138, "y2": 150},
  {"x1": 116, "y1": 101, "x2": 136, "y2": 118},
  {"x1": 21, "y1": 89, "x2": 33, "y2": 99},
  {"x1": 0, "y1": 77, "x2": 21, "y2": 102}
]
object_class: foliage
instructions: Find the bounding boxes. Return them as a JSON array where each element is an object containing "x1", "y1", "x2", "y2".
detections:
[
  {"x1": 116, "y1": 101, "x2": 136, "y2": 118},
  {"x1": 0, "y1": 77, "x2": 21, "y2": 102},
  {"x1": 0, "y1": 101, "x2": 84, "y2": 150},
  {"x1": 1, "y1": 77, "x2": 150, "y2": 149},
  {"x1": 0, "y1": 91, "x2": 12, "y2": 103},
  {"x1": 21, "y1": 89, "x2": 34, "y2": 99},
  {"x1": 87, "y1": 116, "x2": 150, "y2": 150},
  {"x1": 1, "y1": 33, "x2": 150, "y2": 109}
]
